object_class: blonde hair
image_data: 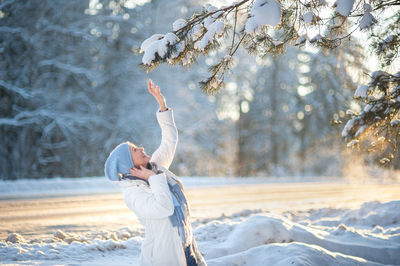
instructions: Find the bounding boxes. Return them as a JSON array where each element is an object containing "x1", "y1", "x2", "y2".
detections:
[{"x1": 126, "y1": 141, "x2": 138, "y2": 148}]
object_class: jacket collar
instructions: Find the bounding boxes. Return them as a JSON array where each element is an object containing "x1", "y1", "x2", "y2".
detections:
[{"x1": 118, "y1": 178, "x2": 149, "y2": 188}]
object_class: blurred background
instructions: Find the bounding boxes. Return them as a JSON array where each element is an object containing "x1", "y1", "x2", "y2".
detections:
[{"x1": 0, "y1": 0, "x2": 375, "y2": 180}]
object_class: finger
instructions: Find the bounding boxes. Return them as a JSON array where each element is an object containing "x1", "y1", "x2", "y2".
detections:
[
  {"x1": 151, "y1": 82, "x2": 157, "y2": 91},
  {"x1": 130, "y1": 167, "x2": 138, "y2": 173},
  {"x1": 155, "y1": 86, "x2": 160, "y2": 94},
  {"x1": 130, "y1": 169, "x2": 137, "y2": 175},
  {"x1": 148, "y1": 86, "x2": 154, "y2": 95},
  {"x1": 148, "y1": 86, "x2": 155, "y2": 95}
]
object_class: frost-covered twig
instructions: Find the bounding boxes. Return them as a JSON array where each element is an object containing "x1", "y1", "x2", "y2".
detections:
[{"x1": 0, "y1": 80, "x2": 32, "y2": 99}]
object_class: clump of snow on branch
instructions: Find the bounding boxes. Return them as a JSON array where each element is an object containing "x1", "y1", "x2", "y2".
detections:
[
  {"x1": 140, "y1": 34, "x2": 164, "y2": 53},
  {"x1": 170, "y1": 42, "x2": 185, "y2": 59},
  {"x1": 359, "y1": 3, "x2": 377, "y2": 31},
  {"x1": 347, "y1": 139, "x2": 359, "y2": 148},
  {"x1": 355, "y1": 125, "x2": 367, "y2": 137},
  {"x1": 376, "y1": 35, "x2": 396, "y2": 56},
  {"x1": 390, "y1": 120, "x2": 400, "y2": 127},
  {"x1": 296, "y1": 34, "x2": 307, "y2": 46},
  {"x1": 245, "y1": 0, "x2": 281, "y2": 33},
  {"x1": 205, "y1": 3, "x2": 218, "y2": 13},
  {"x1": 141, "y1": 32, "x2": 183, "y2": 65},
  {"x1": 336, "y1": 0, "x2": 354, "y2": 16},
  {"x1": 272, "y1": 40, "x2": 283, "y2": 46},
  {"x1": 194, "y1": 21, "x2": 225, "y2": 51},
  {"x1": 363, "y1": 3, "x2": 372, "y2": 13},
  {"x1": 173, "y1": 19, "x2": 187, "y2": 31},
  {"x1": 302, "y1": 11, "x2": 315, "y2": 24},
  {"x1": 342, "y1": 117, "x2": 358, "y2": 138},
  {"x1": 310, "y1": 33, "x2": 321, "y2": 43},
  {"x1": 342, "y1": 70, "x2": 400, "y2": 151},
  {"x1": 353, "y1": 85, "x2": 369, "y2": 99},
  {"x1": 192, "y1": 4, "x2": 225, "y2": 51},
  {"x1": 189, "y1": 24, "x2": 204, "y2": 42}
]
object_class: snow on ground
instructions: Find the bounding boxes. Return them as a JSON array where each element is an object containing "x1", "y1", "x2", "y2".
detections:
[
  {"x1": 0, "y1": 175, "x2": 342, "y2": 200},
  {"x1": 1, "y1": 197, "x2": 399, "y2": 265},
  {"x1": 201, "y1": 201, "x2": 400, "y2": 265},
  {"x1": 1, "y1": 177, "x2": 399, "y2": 265}
]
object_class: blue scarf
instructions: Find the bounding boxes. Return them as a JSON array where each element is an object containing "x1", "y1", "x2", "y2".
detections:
[
  {"x1": 166, "y1": 175, "x2": 191, "y2": 247},
  {"x1": 150, "y1": 162, "x2": 191, "y2": 247}
]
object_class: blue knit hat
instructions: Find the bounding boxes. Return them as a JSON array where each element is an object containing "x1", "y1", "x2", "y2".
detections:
[{"x1": 104, "y1": 142, "x2": 134, "y2": 181}]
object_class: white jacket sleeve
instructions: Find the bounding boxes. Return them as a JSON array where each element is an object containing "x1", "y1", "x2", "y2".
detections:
[
  {"x1": 123, "y1": 174, "x2": 175, "y2": 219},
  {"x1": 150, "y1": 108, "x2": 178, "y2": 170}
]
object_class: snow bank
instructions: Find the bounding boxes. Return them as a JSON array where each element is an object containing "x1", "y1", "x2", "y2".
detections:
[
  {"x1": 207, "y1": 242, "x2": 380, "y2": 266},
  {"x1": 1, "y1": 232, "x2": 142, "y2": 265},
  {"x1": 201, "y1": 201, "x2": 400, "y2": 265},
  {"x1": 1, "y1": 201, "x2": 399, "y2": 265},
  {"x1": 201, "y1": 212, "x2": 400, "y2": 265}
]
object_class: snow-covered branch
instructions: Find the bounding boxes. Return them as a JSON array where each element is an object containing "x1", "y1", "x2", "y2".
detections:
[
  {"x1": 342, "y1": 71, "x2": 400, "y2": 165},
  {"x1": 41, "y1": 24, "x2": 95, "y2": 40},
  {"x1": 38, "y1": 60, "x2": 99, "y2": 82},
  {"x1": 139, "y1": 0, "x2": 394, "y2": 94},
  {"x1": 136, "y1": 0, "x2": 400, "y2": 164},
  {"x1": 0, "y1": 80, "x2": 32, "y2": 99},
  {"x1": 0, "y1": 26, "x2": 28, "y2": 35},
  {"x1": 0, "y1": 0, "x2": 15, "y2": 10}
]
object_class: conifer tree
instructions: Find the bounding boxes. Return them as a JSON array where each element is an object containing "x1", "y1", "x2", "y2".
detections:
[{"x1": 139, "y1": 0, "x2": 400, "y2": 165}]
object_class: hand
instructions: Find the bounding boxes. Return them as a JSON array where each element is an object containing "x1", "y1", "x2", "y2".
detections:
[
  {"x1": 130, "y1": 165, "x2": 156, "y2": 181},
  {"x1": 148, "y1": 79, "x2": 167, "y2": 111}
]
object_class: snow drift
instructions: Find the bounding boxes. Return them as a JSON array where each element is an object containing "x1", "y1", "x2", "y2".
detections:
[{"x1": 1, "y1": 200, "x2": 399, "y2": 265}]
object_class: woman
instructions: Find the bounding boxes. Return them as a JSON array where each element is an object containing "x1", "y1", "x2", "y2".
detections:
[{"x1": 104, "y1": 80, "x2": 207, "y2": 266}]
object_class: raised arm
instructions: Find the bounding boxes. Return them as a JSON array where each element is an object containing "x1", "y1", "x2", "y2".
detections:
[
  {"x1": 148, "y1": 79, "x2": 167, "y2": 111},
  {"x1": 147, "y1": 80, "x2": 178, "y2": 169}
]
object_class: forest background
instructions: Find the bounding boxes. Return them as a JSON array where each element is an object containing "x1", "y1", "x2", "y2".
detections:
[{"x1": 1, "y1": 0, "x2": 397, "y2": 179}]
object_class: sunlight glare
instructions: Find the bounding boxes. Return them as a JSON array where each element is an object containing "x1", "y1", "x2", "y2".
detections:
[{"x1": 124, "y1": 0, "x2": 151, "y2": 9}]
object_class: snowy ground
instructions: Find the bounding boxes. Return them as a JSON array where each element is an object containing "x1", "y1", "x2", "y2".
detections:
[
  {"x1": 0, "y1": 176, "x2": 342, "y2": 200},
  {"x1": 1, "y1": 176, "x2": 400, "y2": 265}
]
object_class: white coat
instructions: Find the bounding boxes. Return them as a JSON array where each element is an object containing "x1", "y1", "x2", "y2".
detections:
[{"x1": 118, "y1": 109, "x2": 206, "y2": 266}]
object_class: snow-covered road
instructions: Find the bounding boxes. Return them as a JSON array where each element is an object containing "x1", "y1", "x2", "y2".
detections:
[
  {"x1": 1, "y1": 179, "x2": 400, "y2": 265},
  {"x1": 1, "y1": 181, "x2": 399, "y2": 240}
]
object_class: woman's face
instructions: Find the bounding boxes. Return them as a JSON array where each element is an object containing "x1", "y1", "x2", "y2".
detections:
[{"x1": 129, "y1": 145, "x2": 151, "y2": 167}]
